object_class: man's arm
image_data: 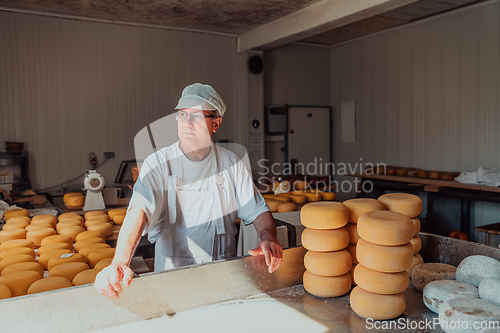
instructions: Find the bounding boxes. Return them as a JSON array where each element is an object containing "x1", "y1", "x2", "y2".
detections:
[
  {"x1": 248, "y1": 211, "x2": 283, "y2": 273},
  {"x1": 94, "y1": 205, "x2": 147, "y2": 298}
]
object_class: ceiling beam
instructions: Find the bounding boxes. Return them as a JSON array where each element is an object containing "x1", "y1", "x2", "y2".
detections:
[{"x1": 237, "y1": 0, "x2": 418, "y2": 52}]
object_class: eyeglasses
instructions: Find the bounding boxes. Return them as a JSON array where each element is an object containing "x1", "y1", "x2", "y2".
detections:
[{"x1": 175, "y1": 111, "x2": 218, "y2": 123}]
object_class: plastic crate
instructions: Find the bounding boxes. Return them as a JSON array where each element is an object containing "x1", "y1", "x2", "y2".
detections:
[{"x1": 475, "y1": 223, "x2": 500, "y2": 248}]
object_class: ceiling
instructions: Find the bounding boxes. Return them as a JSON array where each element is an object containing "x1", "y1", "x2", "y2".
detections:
[{"x1": 0, "y1": 0, "x2": 484, "y2": 50}]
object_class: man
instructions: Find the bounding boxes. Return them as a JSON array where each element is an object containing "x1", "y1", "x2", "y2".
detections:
[{"x1": 95, "y1": 83, "x2": 283, "y2": 298}]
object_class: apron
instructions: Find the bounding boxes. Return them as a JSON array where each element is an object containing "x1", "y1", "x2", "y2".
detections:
[{"x1": 154, "y1": 144, "x2": 237, "y2": 272}]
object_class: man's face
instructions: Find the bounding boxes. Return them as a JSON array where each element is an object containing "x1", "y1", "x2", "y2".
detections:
[{"x1": 177, "y1": 108, "x2": 222, "y2": 147}]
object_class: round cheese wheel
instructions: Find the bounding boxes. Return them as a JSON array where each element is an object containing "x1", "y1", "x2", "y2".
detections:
[
  {"x1": 88, "y1": 248, "x2": 116, "y2": 268},
  {"x1": 3, "y1": 221, "x2": 30, "y2": 230},
  {"x1": 303, "y1": 270, "x2": 351, "y2": 298},
  {"x1": 32, "y1": 214, "x2": 57, "y2": 224},
  {"x1": 357, "y1": 210, "x2": 414, "y2": 246},
  {"x1": 478, "y1": 278, "x2": 500, "y2": 306},
  {"x1": 265, "y1": 200, "x2": 281, "y2": 212},
  {"x1": 293, "y1": 180, "x2": 309, "y2": 190},
  {"x1": 343, "y1": 198, "x2": 386, "y2": 224},
  {"x1": 0, "y1": 284, "x2": 11, "y2": 299},
  {"x1": 321, "y1": 192, "x2": 336, "y2": 201},
  {"x1": 38, "y1": 249, "x2": 74, "y2": 269},
  {"x1": 2, "y1": 262, "x2": 44, "y2": 277},
  {"x1": 94, "y1": 258, "x2": 113, "y2": 271},
  {"x1": 86, "y1": 223, "x2": 114, "y2": 237},
  {"x1": 26, "y1": 228, "x2": 57, "y2": 247},
  {"x1": 84, "y1": 210, "x2": 108, "y2": 220},
  {"x1": 438, "y1": 297, "x2": 500, "y2": 332},
  {"x1": 74, "y1": 238, "x2": 105, "y2": 252},
  {"x1": 428, "y1": 171, "x2": 440, "y2": 179},
  {"x1": 410, "y1": 236, "x2": 421, "y2": 254},
  {"x1": 412, "y1": 263, "x2": 457, "y2": 292},
  {"x1": 289, "y1": 195, "x2": 307, "y2": 204},
  {"x1": 85, "y1": 215, "x2": 111, "y2": 224},
  {"x1": 108, "y1": 209, "x2": 127, "y2": 220},
  {"x1": 272, "y1": 196, "x2": 292, "y2": 203},
  {"x1": 27, "y1": 276, "x2": 73, "y2": 294},
  {"x1": 301, "y1": 227, "x2": 349, "y2": 252},
  {"x1": 407, "y1": 253, "x2": 424, "y2": 276},
  {"x1": 3, "y1": 209, "x2": 29, "y2": 222},
  {"x1": 79, "y1": 243, "x2": 111, "y2": 259},
  {"x1": 112, "y1": 214, "x2": 126, "y2": 225},
  {"x1": 411, "y1": 218, "x2": 421, "y2": 236},
  {"x1": 37, "y1": 243, "x2": 73, "y2": 256},
  {"x1": 64, "y1": 192, "x2": 82, "y2": 202},
  {"x1": 40, "y1": 235, "x2": 73, "y2": 247},
  {"x1": 0, "y1": 254, "x2": 37, "y2": 274},
  {"x1": 65, "y1": 194, "x2": 85, "y2": 207},
  {"x1": 0, "y1": 247, "x2": 35, "y2": 261},
  {"x1": 75, "y1": 231, "x2": 106, "y2": 242},
  {"x1": 277, "y1": 202, "x2": 297, "y2": 213},
  {"x1": 31, "y1": 219, "x2": 56, "y2": 229},
  {"x1": 386, "y1": 167, "x2": 396, "y2": 175},
  {"x1": 47, "y1": 252, "x2": 87, "y2": 271},
  {"x1": 346, "y1": 244, "x2": 358, "y2": 264},
  {"x1": 56, "y1": 220, "x2": 84, "y2": 233},
  {"x1": 357, "y1": 238, "x2": 414, "y2": 273},
  {"x1": 378, "y1": 193, "x2": 422, "y2": 218},
  {"x1": 304, "y1": 192, "x2": 322, "y2": 202},
  {"x1": 351, "y1": 264, "x2": 357, "y2": 285},
  {"x1": 84, "y1": 219, "x2": 111, "y2": 228},
  {"x1": 58, "y1": 213, "x2": 84, "y2": 223},
  {"x1": 456, "y1": 255, "x2": 500, "y2": 287},
  {"x1": 25, "y1": 223, "x2": 53, "y2": 232},
  {"x1": 276, "y1": 193, "x2": 291, "y2": 197},
  {"x1": 49, "y1": 262, "x2": 90, "y2": 281},
  {"x1": 59, "y1": 226, "x2": 86, "y2": 242},
  {"x1": 73, "y1": 269, "x2": 100, "y2": 286},
  {"x1": 396, "y1": 168, "x2": 408, "y2": 176},
  {"x1": 417, "y1": 170, "x2": 428, "y2": 178},
  {"x1": 0, "y1": 229, "x2": 27, "y2": 244},
  {"x1": 423, "y1": 280, "x2": 479, "y2": 314},
  {"x1": 301, "y1": 202, "x2": 349, "y2": 230},
  {"x1": 0, "y1": 270, "x2": 42, "y2": 296},
  {"x1": 345, "y1": 223, "x2": 360, "y2": 244},
  {"x1": 0, "y1": 239, "x2": 34, "y2": 252},
  {"x1": 4, "y1": 216, "x2": 31, "y2": 224},
  {"x1": 262, "y1": 194, "x2": 276, "y2": 200},
  {"x1": 354, "y1": 264, "x2": 409, "y2": 295},
  {"x1": 304, "y1": 250, "x2": 351, "y2": 277},
  {"x1": 350, "y1": 286, "x2": 405, "y2": 320},
  {"x1": 292, "y1": 190, "x2": 306, "y2": 196}
]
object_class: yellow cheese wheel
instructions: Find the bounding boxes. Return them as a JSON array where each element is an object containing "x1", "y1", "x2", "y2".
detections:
[
  {"x1": 3, "y1": 209, "x2": 29, "y2": 222},
  {"x1": 304, "y1": 192, "x2": 322, "y2": 202},
  {"x1": 277, "y1": 202, "x2": 297, "y2": 213},
  {"x1": 31, "y1": 214, "x2": 57, "y2": 225},
  {"x1": 84, "y1": 210, "x2": 108, "y2": 220},
  {"x1": 3, "y1": 221, "x2": 30, "y2": 230},
  {"x1": 378, "y1": 193, "x2": 422, "y2": 218},
  {"x1": 4, "y1": 216, "x2": 31, "y2": 224},
  {"x1": 357, "y1": 238, "x2": 414, "y2": 273},
  {"x1": 75, "y1": 231, "x2": 106, "y2": 242},
  {"x1": 272, "y1": 196, "x2": 292, "y2": 203},
  {"x1": 354, "y1": 263, "x2": 409, "y2": 295},
  {"x1": 357, "y1": 210, "x2": 414, "y2": 246},
  {"x1": 74, "y1": 238, "x2": 105, "y2": 252},
  {"x1": 304, "y1": 250, "x2": 352, "y2": 277},
  {"x1": 2, "y1": 262, "x2": 44, "y2": 277},
  {"x1": 410, "y1": 236, "x2": 421, "y2": 254},
  {"x1": 351, "y1": 264, "x2": 357, "y2": 285},
  {"x1": 293, "y1": 180, "x2": 309, "y2": 190},
  {"x1": 58, "y1": 213, "x2": 84, "y2": 223},
  {"x1": 49, "y1": 262, "x2": 90, "y2": 281},
  {"x1": 37, "y1": 243, "x2": 73, "y2": 256},
  {"x1": 350, "y1": 286, "x2": 406, "y2": 320},
  {"x1": 86, "y1": 223, "x2": 114, "y2": 237},
  {"x1": 84, "y1": 219, "x2": 113, "y2": 228},
  {"x1": 0, "y1": 247, "x2": 35, "y2": 261},
  {"x1": 346, "y1": 244, "x2": 358, "y2": 264},
  {"x1": 47, "y1": 252, "x2": 87, "y2": 271},
  {"x1": 56, "y1": 220, "x2": 84, "y2": 233},
  {"x1": 65, "y1": 195, "x2": 85, "y2": 207},
  {"x1": 0, "y1": 284, "x2": 11, "y2": 299},
  {"x1": 276, "y1": 193, "x2": 291, "y2": 197},
  {"x1": 63, "y1": 192, "x2": 82, "y2": 202},
  {"x1": 108, "y1": 209, "x2": 127, "y2": 220},
  {"x1": 26, "y1": 228, "x2": 57, "y2": 247},
  {"x1": 300, "y1": 202, "x2": 349, "y2": 230},
  {"x1": 343, "y1": 198, "x2": 386, "y2": 224},
  {"x1": 79, "y1": 243, "x2": 111, "y2": 259},
  {"x1": 407, "y1": 253, "x2": 424, "y2": 276},
  {"x1": 289, "y1": 195, "x2": 307, "y2": 204},
  {"x1": 292, "y1": 190, "x2": 306, "y2": 196},
  {"x1": 58, "y1": 226, "x2": 86, "y2": 242},
  {"x1": 88, "y1": 248, "x2": 116, "y2": 268},
  {"x1": 85, "y1": 216, "x2": 111, "y2": 224},
  {"x1": 0, "y1": 270, "x2": 42, "y2": 296},
  {"x1": 265, "y1": 199, "x2": 281, "y2": 212},
  {"x1": 25, "y1": 223, "x2": 53, "y2": 232},
  {"x1": 263, "y1": 194, "x2": 277, "y2": 200},
  {"x1": 38, "y1": 249, "x2": 74, "y2": 270},
  {"x1": 345, "y1": 223, "x2": 360, "y2": 244},
  {"x1": 412, "y1": 218, "x2": 421, "y2": 237},
  {"x1": 303, "y1": 270, "x2": 351, "y2": 298},
  {"x1": 0, "y1": 229, "x2": 27, "y2": 244},
  {"x1": 112, "y1": 213, "x2": 126, "y2": 225},
  {"x1": 301, "y1": 227, "x2": 349, "y2": 252},
  {"x1": 0, "y1": 254, "x2": 37, "y2": 274},
  {"x1": 31, "y1": 218, "x2": 57, "y2": 228},
  {"x1": 40, "y1": 235, "x2": 73, "y2": 247},
  {"x1": 320, "y1": 192, "x2": 336, "y2": 201},
  {"x1": 94, "y1": 258, "x2": 113, "y2": 271},
  {"x1": 73, "y1": 269, "x2": 99, "y2": 286},
  {"x1": 0, "y1": 239, "x2": 34, "y2": 252},
  {"x1": 27, "y1": 276, "x2": 73, "y2": 294}
]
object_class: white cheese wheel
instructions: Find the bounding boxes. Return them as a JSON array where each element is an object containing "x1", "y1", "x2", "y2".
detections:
[
  {"x1": 277, "y1": 202, "x2": 297, "y2": 213},
  {"x1": 345, "y1": 223, "x2": 360, "y2": 244},
  {"x1": 40, "y1": 235, "x2": 73, "y2": 247},
  {"x1": 86, "y1": 223, "x2": 114, "y2": 237},
  {"x1": 32, "y1": 214, "x2": 57, "y2": 224},
  {"x1": 88, "y1": 248, "x2": 116, "y2": 268},
  {"x1": 4, "y1": 216, "x2": 31, "y2": 224},
  {"x1": 74, "y1": 238, "x2": 105, "y2": 253},
  {"x1": 0, "y1": 239, "x2": 34, "y2": 252},
  {"x1": 94, "y1": 258, "x2": 113, "y2": 271},
  {"x1": 356, "y1": 238, "x2": 413, "y2": 273},
  {"x1": 354, "y1": 264, "x2": 409, "y2": 295},
  {"x1": 27, "y1": 276, "x2": 73, "y2": 294},
  {"x1": 108, "y1": 209, "x2": 127, "y2": 220},
  {"x1": 456, "y1": 255, "x2": 500, "y2": 287},
  {"x1": 31, "y1": 218, "x2": 56, "y2": 228},
  {"x1": 350, "y1": 286, "x2": 406, "y2": 320},
  {"x1": 2, "y1": 262, "x2": 44, "y2": 277},
  {"x1": 26, "y1": 228, "x2": 57, "y2": 247},
  {"x1": 289, "y1": 195, "x2": 307, "y2": 204},
  {"x1": 0, "y1": 284, "x2": 11, "y2": 299},
  {"x1": 37, "y1": 243, "x2": 73, "y2": 256},
  {"x1": 79, "y1": 243, "x2": 111, "y2": 259},
  {"x1": 423, "y1": 280, "x2": 479, "y2": 314},
  {"x1": 0, "y1": 229, "x2": 27, "y2": 244},
  {"x1": 410, "y1": 236, "x2": 422, "y2": 254},
  {"x1": 112, "y1": 214, "x2": 126, "y2": 225},
  {"x1": 411, "y1": 263, "x2": 457, "y2": 292},
  {"x1": 25, "y1": 223, "x2": 53, "y2": 232},
  {"x1": 412, "y1": 217, "x2": 421, "y2": 236},
  {"x1": 378, "y1": 193, "x2": 422, "y2": 218},
  {"x1": 438, "y1": 297, "x2": 500, "y2": 333},
  {"x1": 304, "y1": 250, "x2": 352, "y2": 277},
  {"x1": 0, "y1": 247, "x2": 35, "y2": 261},
  {"x1": 346, "y1": 244, "x2": 358, "y2": 264},
  {"x1": 407, "y1": 253, "x2": 424, "y2": 276},
  {"x1": 59, "y1": 226, "x2": 86, "y2": 242},
  {"x1": 0, "y1": 254, "x2": 37, "y2": 274},
  {"x1": 357, "y1": 210, "x2": 414, "y2": 246},
  {"x1": 75, "y1": 231, "x2": 106, "y2": 242},
  {"x1": 0, "y1": 270, "x2": 42, "y2": 296},
  {"x1": 303, "y1": 270, "x2": 351, "y2": 298},
  {"x1": 73, "y1": 269, "x2": 99, "y2": 286},
  {"x1": 38, "y1": 249, "x2": 74, "y2": 270},
  {"x1": 300, "y1": 202, "x2": 349, "y2": 229},
  {"x1": 265, "y1": 199, "x2": 281, "y2": 212},
  {"x1": 478, "y1": 278, "x2": 500, "y2": 306},
  {"x1": 2, "y1": 221, "x2": 30, "y2": 230},
  {"x1": 47, "y1": 252, "x2": 87, "y2": 271},
  {"x1": 301, "y1": 227, "x2": 349, "y2": 252},
  {"x1": 343, "y1": 198, "x2": 385, "y2": 224},
  {"x1": 3, "y1": 209, "x2": 29, "y2": 222},
  {"x1": 49, "y1": 262, "x2": 90, "y2": 281},
  {"x1": 58, "y1": 213, "x2": 84, "y2": 223}
]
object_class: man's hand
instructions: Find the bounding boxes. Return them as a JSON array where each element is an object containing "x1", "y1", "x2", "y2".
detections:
[
  {"x1": 249, "y1": 238, "x2": 283, "y2": 273},
  {"x1": 94, "y1": 264, "x2": 134, "y2": 298}
]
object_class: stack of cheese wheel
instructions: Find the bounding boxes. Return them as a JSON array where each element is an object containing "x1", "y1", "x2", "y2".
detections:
[
  {"x1": 343, "y1": 198, "x2": 386, "y2": 285},
  {"x1": 351, "y1": 209, "x2": 415, "y2": 320},
  {"x1": 300, "y1": 202, "x2": 351, "y2": 297},
  {"x1": 56, "y1": 213, "x2": 85, "y2": 242},
  {"x1": 84, "y1": 211, "x2": 114, "y2": 238},
  {"x1": 0, "y1": 214, "x2": 30, "y2": 245},
  {"x1": 378, "y1": 193, "x2": 424, "y2": 276},
  {"x1": 64, "y1": 192, "x2": 85, "y2": 209}
]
